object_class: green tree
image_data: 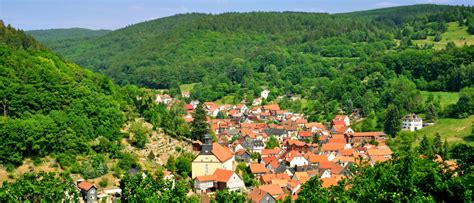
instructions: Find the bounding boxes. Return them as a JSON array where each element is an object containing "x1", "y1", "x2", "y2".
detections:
[
  {"x1": 166, "y1": 155, "x2": 176, "y2": 172},
  {"x1": 297, "y1": 176, "x2": 329, "y2": 202},
  {"x1": 384, "y1": 104, "x2": 402, "y2": 137},
  {"x1": 425, "y1": 102, "x2": 438, "y2": 123},
  {"x1": 265, "y1": 136, "x2": 279, "y2": 149},
  {"x1": 432, "y1": 133, "x2": 442, "y2": 156},
  {"x1": 442, "y1": 138, "x2": 449, "y2": 159},
  {"x1": 191, "y1": 103, "x2": 208, "y2": 141},
  {"x1": 0, "y1": 172, "x2": 78, "y2": 201},
  {"x1": 213, "y1": 189, "x2": 246, "y2": 203},
  {"x1": 419, "y1": 135, "x2": 433, "y2": 157},
  {"x1": 129, "y1": 121, "x2": 149, "y2": 148}
]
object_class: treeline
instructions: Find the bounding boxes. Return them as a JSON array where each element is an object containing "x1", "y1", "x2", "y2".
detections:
[
  {"x1": 0, "y1": 23, "x2": 189, "y2": 173},
  {"x1": 28, "y1": 6, "x2": 474, "y2": 115}
]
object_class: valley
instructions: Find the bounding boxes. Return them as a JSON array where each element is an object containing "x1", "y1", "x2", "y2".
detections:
[{"x1": 1, "y1": 3, "x2": 474, "y2": 202}]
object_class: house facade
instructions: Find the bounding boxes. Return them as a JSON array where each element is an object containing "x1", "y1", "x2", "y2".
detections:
[
  {"x1": 402, "y1": 113, "x2": 423, "y2": 131},
  {"x1": 192, "y1": 134, "x2": 234, "y2": 178}
]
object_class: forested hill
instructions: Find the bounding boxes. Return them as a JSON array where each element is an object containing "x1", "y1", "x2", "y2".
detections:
[
  {"x1": 27, "y1": 28, "x2": 111, "y2": 42},
  {"x1": 29, "y1": 5, "x2": 474, "y2": 115},
  {"x1": 0, "y1": 22, "x2": 126, "y2": 166}
]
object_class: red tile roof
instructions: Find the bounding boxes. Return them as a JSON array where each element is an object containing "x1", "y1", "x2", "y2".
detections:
[
  {"x1": 263, "y1": 104, "x2": 280, "y2": 111},
  {"x1": 367, "y1": 148, "x2": 392, "y2": 156},
  {"x1": 293, "y1": 171, "x2": 310, "y2": 184},
  {"x1": 212, "y1": 143, "x2": 233, "y2": 162},
  {"x1": 339, "y1": 149, "x2": 354, "y2": 156},
  {"x1": 259, "y1": 184, "x2": 284, "y2": 196},
  {"x1": 298, "y1": 131, "x2": 313, "y2": 137},
  {"x1": 248, "y1": 188, "x2": 274, "y2": 203},
  {"x1": 78, "y1": 181, "x2": 94, "y2": 191},
  {"x1": 250, "y1": 163, "x2": 269, "y2": 174},
  {"x1": 261, "y1": 148, "x2": 281, "y2": 157},
  {"x1": 195, "y1": 174, "x2": 216, "y2": 182},
  {"x1": 321, "y1": 143, "x2": 346, "y2": 151},
  {"x1": 328, "y1": 138, "x2": 347, "y2": 144},
  {"x1": 350, "y1": 132, "x2": 385, "y2": 137},
  {"x1": 214, "y1": 169, "x2": 235, "y2": 183},
  {"x1": 305, "y1": 153, "x2": 328, "y2": 164},
  {"x1": 260, "y1": 173, "x2": 290, "y2": 184}
]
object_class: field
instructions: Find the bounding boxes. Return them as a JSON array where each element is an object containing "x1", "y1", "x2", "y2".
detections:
[
  {"x1": 413, "y1": 22, "x2": 474, "y2": 49},
  {"x1": 413, "y1": 115, "x2": 473, "y2": 146},
  {"x1": 420, "y1": 91, "x2": 459, "y2": 109},
  {"x1": 179, "y1": 83, "x2": 198, "y2": 92}
]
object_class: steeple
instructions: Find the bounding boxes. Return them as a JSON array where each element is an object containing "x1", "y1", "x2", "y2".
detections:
[{"x1": 200, "y1": 133, "x2": 213, "y2": 155}]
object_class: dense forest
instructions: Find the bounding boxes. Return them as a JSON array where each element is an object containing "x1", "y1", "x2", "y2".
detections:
[
  {"x1": 30, "y1": 4, "x2": 474, "y2": 123},
  {"x1": 0, "y1": 21, "x2": 190, "y2": 178}
]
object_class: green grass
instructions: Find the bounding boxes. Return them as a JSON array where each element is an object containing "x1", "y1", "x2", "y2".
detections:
[
  {"x1": 215, "y1": 95, "x2": 236, "y2": 105},
  {"x1": 179, "y1": 83, "x2": 198, "y2": 92},
  {"x1": 413, "y1": 22, "x2": 474, "y2": 49},
  {"x1": 420, "y1": 91, "x2": 459, "y2": 109},
  {"x1": 413, "y1": 115, "x2": 474, "y2": 146}
]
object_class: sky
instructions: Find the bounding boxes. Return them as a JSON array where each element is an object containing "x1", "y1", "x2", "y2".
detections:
[{"x1": 1, "y1": 0, "x2": 473, "y2": 30}]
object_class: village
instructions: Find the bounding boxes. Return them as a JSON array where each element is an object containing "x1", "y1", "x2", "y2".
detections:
[
  {"x1": 181, "y1": 90, "x2": 393, "y2": 202},
  {"x1": 73, "y1": 89, "x2": 430, "y2": 203}
]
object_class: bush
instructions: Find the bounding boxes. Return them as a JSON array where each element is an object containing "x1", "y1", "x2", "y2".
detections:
[
  {"x1": 99, "y1": 178, "x2": 109, "y2": 187},
  {"x1": 80, "y1": 154, "x2": 108, "y2": 179}
]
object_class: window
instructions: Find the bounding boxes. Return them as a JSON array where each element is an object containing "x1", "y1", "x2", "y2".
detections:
[{"x1": 204, "y1": 164, "x2": 209, "y2": 174}]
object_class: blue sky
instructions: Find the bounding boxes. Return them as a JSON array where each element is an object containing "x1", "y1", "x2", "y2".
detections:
[{"x1": 1, "y1": 0, "x2": 473, "y2": 30}]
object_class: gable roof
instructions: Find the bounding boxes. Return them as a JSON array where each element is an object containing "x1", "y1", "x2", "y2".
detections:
[
  {"x1": 298, "y1": 131, "x2": 313, "y2": 137},
  {"x1": 78, "y1": 181, "x2": 95, "y2": 191},
  {"x1": 305, "y1": 153, "x2": 328, "y2": 164},
  {"x1": 250, "y1": 163, "x2": 269, "y2": 174},
  {"x1": 321, "y1": 143, "x2": 346, "y2": 151},
  {"x1": 212, "y1": 143, "x2": 233, "y2": 162},
  {"x1": 321, "y1": 177, "x2": 341, "y2": 188},
  {"x1": 214, "y1": 169, "x2": 236, "y2": 183},
  {"x1": 195, "y1": 174, "x2": 216, "y2": 182},
  {"x1": 261, "y1": 148, "x2": 281, "y2": 156},
  {"x1": 293, "y1": 171, "x2": 310, "y2": 184},
  {"x1": 350, "y1": 132, "x2": 385, "y2": 137},
  {"x1": 328, "y1": 138, "x2": 347, "y2": 144},
  {"x1": 339, "y1": 149, "x2": 354, "y2": 156},
  {"x1": 248, "y1": 188, "x2": 275, "y2": 203},
  {"x1": 259, "y1": 184, "x2": 284, "y2": 196},
  {"x1": 367, "y1": 148, "x2": 392, "y2": 156},
  {"x1": 260, "y1": 173, "x2": 291, "y2": 184}
]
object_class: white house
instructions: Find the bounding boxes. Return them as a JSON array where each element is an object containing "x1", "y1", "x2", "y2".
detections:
[
  {"x1": 252, "y1": 98, "x2": 262, "y2": 106},
  {"x1": 286, "y1": 151, "x2": 308, "y2": 167},
  {"x1": 194, "y1": 175, "x2": 215, "y2": 193},
  {"x1": 261, "y1": 89, "x2": 270, "y2": 99},
  {"x1": 155, "y1": 94, "x2": 173, "y2": 105},
  {"x1": 333, "y1": 115, "x2": 351, "y2": 126},
  {"x1": 402, "y1": 113, "x2": 423, "y2": 131},
  {"x1": 194, "y1": 169, "x2": 245, "y2": 193}
]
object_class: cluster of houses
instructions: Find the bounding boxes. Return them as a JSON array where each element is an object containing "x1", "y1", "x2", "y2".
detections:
[
  {"x1": 153, "y1": 91, "x2": 428, "y2": 202},
  {"x1": 187, "y1": 101, "x2": 393, "y2": 202}
]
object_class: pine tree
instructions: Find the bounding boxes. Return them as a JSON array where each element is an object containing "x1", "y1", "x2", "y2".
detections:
[
  {"x1": 166, "y1": 155, "x2": 176, "y2": 172},
  {"x1": 191, "y1": 103, "x2": 208, "y2": 141},
  {"x1": 384, "y1": 104, "x2": 401, "y2": 137},
  {"x1": 425, "y1": 102, "x2": 438, "y2": 123},
  {"x1": 442, "y1": 138, "x2": 449, "y2": 159},
  {"x1": 433, "y1": 133, "x2": 442, "y2": 155},
  {"x1": 419, "y1": 135, "x2": 433, "y2": 157}
]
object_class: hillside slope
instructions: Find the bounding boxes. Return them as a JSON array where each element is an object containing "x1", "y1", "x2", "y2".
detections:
[
  {"x1": 0, "y1": 21, "x2": 125, "y2": 167},
  {"x1": 27, "y1": 28, "x2": 111, "y2": 42}
]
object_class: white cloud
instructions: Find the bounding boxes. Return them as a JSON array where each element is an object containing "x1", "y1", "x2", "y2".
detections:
[{"x1": 374, "y1": 2, "x2": 401, "y2": 8}]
